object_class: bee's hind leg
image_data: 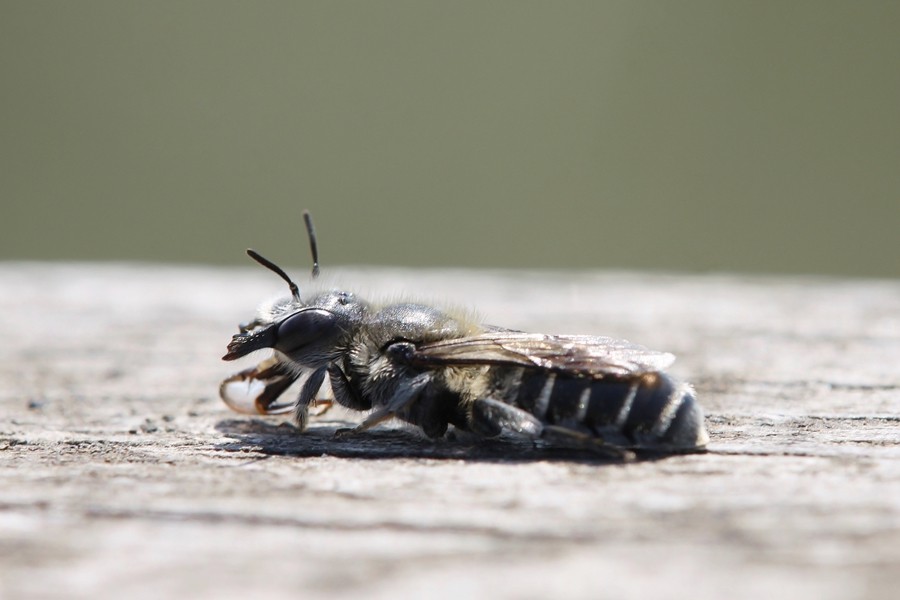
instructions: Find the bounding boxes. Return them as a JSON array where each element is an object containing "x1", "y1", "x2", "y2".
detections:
[
  {"x1": 469, "y1": 397, "x2": 544, "y2": 438},
  {"x1": 470, "y1": 398, "x2": 634, "y2": 460},
  {"x1": 541, "y1": 425, "x2": 635, "y2": 461}
]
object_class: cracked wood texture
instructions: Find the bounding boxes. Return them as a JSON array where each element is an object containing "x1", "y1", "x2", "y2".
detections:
[{"x1": 1, "y1": 264, "x2": 899, "y2": 600}]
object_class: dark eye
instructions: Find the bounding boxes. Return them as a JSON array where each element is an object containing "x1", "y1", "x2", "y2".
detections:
[
  {"x1": 276, "y1": 309, "x2": 337, "y2": 352},
  {"x1": 338, "y1": 292, "x2": 352, "y2": 305}
]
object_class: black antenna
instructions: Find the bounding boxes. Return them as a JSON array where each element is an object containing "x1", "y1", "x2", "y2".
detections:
[
  {"x1": 246, "y1": 249, "x2": 302, "y2": 302},
  {"x1": 303, "y1": 210, "x2": 320, "y2": 279}
]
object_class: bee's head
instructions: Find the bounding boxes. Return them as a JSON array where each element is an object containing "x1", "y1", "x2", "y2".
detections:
[
  {"x1": 222, "y1": 289, "x2": 367, "y2": 365},
  {"x1": 222, "y1": 211, "x2": 367, "y2": 366}
]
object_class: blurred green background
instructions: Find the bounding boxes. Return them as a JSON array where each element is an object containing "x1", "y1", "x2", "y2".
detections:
[{"x1": 2, "y1": 1, "x2": 898, "y2": 277}]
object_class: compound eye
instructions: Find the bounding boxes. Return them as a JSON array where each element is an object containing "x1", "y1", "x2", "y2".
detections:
[{"x1": 276, "y1": 309, "x2": 337, "y2": 352}]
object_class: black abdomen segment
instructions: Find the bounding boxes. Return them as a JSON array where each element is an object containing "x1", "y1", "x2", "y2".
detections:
[{"x1": 490, "y1": 367, "x2": 707, "y2": 450}]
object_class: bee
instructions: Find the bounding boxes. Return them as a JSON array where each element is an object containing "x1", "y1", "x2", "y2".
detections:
[{"x1": 220, "y1": 212, "x2": 709, "y2": 455}]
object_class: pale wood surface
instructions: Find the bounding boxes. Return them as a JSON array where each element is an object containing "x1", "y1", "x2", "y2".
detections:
[{"x1": 1, "y1": 263, "x2": 899, "y2": 600}]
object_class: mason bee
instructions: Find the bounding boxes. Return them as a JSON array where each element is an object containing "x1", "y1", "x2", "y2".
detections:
[{"x1": 220, "y1": 212, "x2": 709, "y2": 455}]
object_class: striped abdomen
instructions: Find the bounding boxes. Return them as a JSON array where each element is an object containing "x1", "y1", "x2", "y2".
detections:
[{"x1": 487, "y1": 366, "x2": 708, "y2": 450}]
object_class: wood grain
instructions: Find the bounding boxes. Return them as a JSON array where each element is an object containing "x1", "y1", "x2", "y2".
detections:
[{"x1": 1, "y1": 264, "x2": 898, "y2": 599}]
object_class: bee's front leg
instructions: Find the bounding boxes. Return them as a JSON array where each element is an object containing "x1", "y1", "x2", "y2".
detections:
[
  {"x1": 292, "y1": 366, "x2": 327, "y2": 431},
  {"x1": 309, "y1": 400, "x2": 334, "y2": 417}
]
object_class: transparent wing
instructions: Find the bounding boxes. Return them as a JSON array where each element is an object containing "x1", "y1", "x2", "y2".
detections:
[{"x1": 404, "y1": 332, "x2": 675, "y2": 377}]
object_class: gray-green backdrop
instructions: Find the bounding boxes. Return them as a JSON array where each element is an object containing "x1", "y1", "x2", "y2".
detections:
[{"x1": 3, "y1": 1, "x2": 898, "y2": 277}]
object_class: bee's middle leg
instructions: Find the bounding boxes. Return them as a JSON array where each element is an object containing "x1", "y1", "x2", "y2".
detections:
[{"x1": 335, "y1": 373, "x2": 431, "y2": 437}]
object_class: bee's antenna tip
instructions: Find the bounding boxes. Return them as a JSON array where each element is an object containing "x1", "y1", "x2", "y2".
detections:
[{"x1": 303, "y1": 211, "x2": 320, "y2": 279}]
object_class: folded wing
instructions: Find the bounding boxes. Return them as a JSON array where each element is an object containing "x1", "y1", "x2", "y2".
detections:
[{"x1": 404, "y1": 332, "x2": 675, "y2": 377}]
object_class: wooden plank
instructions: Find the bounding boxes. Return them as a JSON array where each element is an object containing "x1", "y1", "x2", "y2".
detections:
[{"x1": 1, "y1": 263, "x2": 898, "y2": 599}]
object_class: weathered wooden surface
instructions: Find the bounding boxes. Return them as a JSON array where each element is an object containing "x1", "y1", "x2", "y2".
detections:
[{"x1": 1, "y1": 263, "x2": 898, "y2": 600}]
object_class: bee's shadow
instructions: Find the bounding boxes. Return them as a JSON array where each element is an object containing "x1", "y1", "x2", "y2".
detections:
[{"x1": 213, "y1": 418, "x2": 673, "y2": 464}]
